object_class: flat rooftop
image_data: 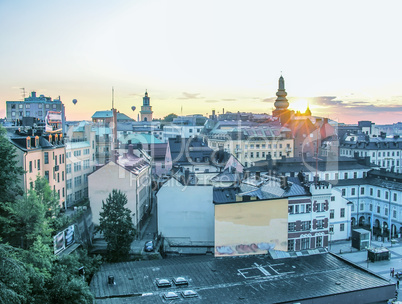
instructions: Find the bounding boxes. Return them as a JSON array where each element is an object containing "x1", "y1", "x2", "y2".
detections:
[{"x1": 90, "y1": 253, "x2": 394, "y2": 303}]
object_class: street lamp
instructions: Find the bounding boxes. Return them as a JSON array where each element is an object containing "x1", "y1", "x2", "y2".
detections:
[{"x1": 388, "y1": 189, "x2": 392, "y2": 242}]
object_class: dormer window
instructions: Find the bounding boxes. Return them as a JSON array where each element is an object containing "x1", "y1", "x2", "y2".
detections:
[
  {"x1": 35, "y1": 136, "x2": 39, "y2": 147},
  {"x1": 26, "y1": 136, "x2": 31, "y2": 149},
  {"x1": 48, "y1": 135, "x2": 52, "y2": 143}
]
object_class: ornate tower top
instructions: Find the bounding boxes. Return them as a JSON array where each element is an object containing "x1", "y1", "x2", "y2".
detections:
[
  {"x1": 274, "y1": 75, "x2": 289, "y2": 110},
  {"x1": 143, "y1": 90, "x2": 150, "y2": 106}
]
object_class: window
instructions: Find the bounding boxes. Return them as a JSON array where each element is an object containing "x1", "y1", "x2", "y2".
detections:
[
  {"x1": 360, "y1": 203, "x2": 364, "y2": 211},
  {"x1": 45, "y1": 171, "x2": 49, "y2": 182},
  {"x1": 316, "y1": 220, "x2": 324, "y2": 229},
  {"x1": 74, "y1": 176, "x2": 82, "y2": 187},
  {"x1": 295, "y1": 205, "x2": 299, "y2": 214},
  {"x1": 84, "y1": 148, "x2": 90, "y2": 155},
  {"x1": 394, "y1": 193, "x2": 398, "y2": 201},
  {"x1": 342, "y1": 189, "x2": 346, "y2": 196},
  {"x1": 256, "y1": 152, "x2": 259, "y2": 158},
  {"x1": 344, "y1": 172, "x2": 348, "y2": 179},
  {"x1": 393, "y1": 210, "x2": 397, "y2": 218},
  {"x1": 301, "y1": 238, "x2": 310, "y2": 250},
  {"x1": 377, "y1": 206, "x2": 380, "y2": 213},
  {"x1": 385, "y1": 192, "x2": 389, "y2": 200},
  {"x1": 385, "y1": 208, "x2": 388, "y2": 216},
  {"x1": 288, "y1": 239, "x2": 295, "y2": 251},
  {"x1": 74, "y1": 150, "x2": 81, "y2": 157},
  {"x1": 66, "y1": 179, "x2": 72, "y2": 190},
  {"x1": 301, "y1": 221, "x2": 311, "y2": 231},
  {"x1": 325, "y1": 173, "x2": 329, "y2": 180},
  {"x1": 83, "y1": 159, "x2": 90, "y2": 169},
  {"x1": 340, "y1": 223, "x2": 345, "y2": 231},
  {"x1": 377, "y1": 190, "x2": 381, "y2": 198},
  {"x1": 370, "y1": 188, "x2": 373, "y2": 196},
  {"x1": 37, "y1": 159, "x2": 40, "y2": 170},
  {"x1": 74, "y1": 162, "x2": 81, "y2": 172},
  {"x1": 329, "y1": 225, "x2": 334, "y2": 233},
  {"x1": 44, "y1": 152, "x2": 49, "y2": 164},
  {"x1": 331, "y1": 196, "x2": 335, "y2": 201},
  {"x1": 75, "y1": 190, "x2": 82, "y2": 201},
  {"x1": 330, "y1": 209, "x2": 334, "y2": 219},
  {"x1": 370, "y1": 204, "x2": 373, "y2": 211},
  {"x1": 29, "y1": 161, "x2": 32, "y2": 173},
  {"x1": 354, "y1": 172, "x2": 357, "y2": 179},
  {"x1": 361, "y1": 187, "x2": 364, "y2": 195},
  {"x1": 250, "y1": 144, "x2": 254, "y2": 149},
  {"x1": 66, "y1": 164, "x2": 71, "y2": 174},
  {"x1": 340, "y1": 208, "x2": 345, "y2": 218},
  {"x1": 335, "y1": 173, "x2": 339, "y2": 180},
  {"x1": 288, "y1": 205, "x2": 294, "y2": 214},
  {"x1": 288, "y1": 222, "x2": 295, "y2": 231},
  {"x1": 62, "y1": 171, "x2": 64, "y2": 181},
  {"x1": 351, "y1": 188, "x2": 356, "y2": 195},
  {"x1": 250, "y1": 152, "x2": 254, "y2": 158},
  {"x1": 316, "y1": 236, "x2": 323, "y2": 247}
]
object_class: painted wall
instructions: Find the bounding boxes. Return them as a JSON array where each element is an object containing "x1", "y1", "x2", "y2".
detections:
[{"x1": 214, "y1": 198, "x2": 288, "y2": 256}]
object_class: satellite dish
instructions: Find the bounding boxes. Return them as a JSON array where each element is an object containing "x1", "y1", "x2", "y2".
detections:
[
  {"x1": 72, "y1": 99, "x2": 77, "y2": 105},
  {"x1": 131, "y1": 106, "x2": 136, "y2": 111}
]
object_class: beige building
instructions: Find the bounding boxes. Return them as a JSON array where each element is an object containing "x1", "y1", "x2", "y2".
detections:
[
  {"x1": 88, "y1": 146, "x2": 151, "y2": 231},
  {"x1": 9, "y1": 131, "x2": 66, "y2": 207},
  {"x1": 207, "y1": 126, "x2": 294, "y2": 167}
]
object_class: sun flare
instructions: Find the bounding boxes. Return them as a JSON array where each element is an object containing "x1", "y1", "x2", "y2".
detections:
[{"x1": 291, "y1": 98, "x2": 309, "y2": 113}]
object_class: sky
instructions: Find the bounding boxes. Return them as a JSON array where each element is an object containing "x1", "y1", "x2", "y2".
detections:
[{"x1": 1, "y1": 0, "x2": 402, "y2": 124}]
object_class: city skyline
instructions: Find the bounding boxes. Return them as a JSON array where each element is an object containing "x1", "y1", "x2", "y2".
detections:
[{"x1": 1, "y1": 0, "x2": 402, "y2": 124}]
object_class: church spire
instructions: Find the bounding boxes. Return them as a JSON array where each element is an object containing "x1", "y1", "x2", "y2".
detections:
[{"x1": 274, "y1": 75, "x2": 289, "y2": 110}]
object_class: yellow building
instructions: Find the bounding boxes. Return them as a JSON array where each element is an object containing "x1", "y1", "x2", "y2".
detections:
[{"x1": 207, "y1": 126, "x2": 294, "y2": 167}]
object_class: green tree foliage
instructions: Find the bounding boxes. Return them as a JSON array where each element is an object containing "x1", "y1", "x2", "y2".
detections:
[
  {"x1": 99, "y1": 189, "x2": 136, "y2": 262},
  {"x1": 163, "y1": 113, "x2": 178, "y2": 122},
  {"x1": 0, "y1": 126, "x2": 24, "y2": 204}
]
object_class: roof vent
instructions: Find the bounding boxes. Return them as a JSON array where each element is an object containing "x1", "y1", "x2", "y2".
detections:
[{"x1": 108, "y1": 275, "x2": 115, "y2": 285}]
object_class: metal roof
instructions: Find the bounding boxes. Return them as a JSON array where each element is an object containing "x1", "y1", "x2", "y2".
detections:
[{"x1": 90, "y1": 253, "x2": 394, "y2": 304}]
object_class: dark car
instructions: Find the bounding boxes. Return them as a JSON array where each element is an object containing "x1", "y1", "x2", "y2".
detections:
[
  {"x1": 396, "y1": 271, "x2": 402, "y2": 279},
  {"x1": 144, "y1": 240, "x2": 154, "y2": 252}
]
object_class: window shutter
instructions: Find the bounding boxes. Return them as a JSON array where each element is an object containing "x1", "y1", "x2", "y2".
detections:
[
  {"x1": 313, "y1": 219, "x2": 317, "y2": 229},
  {"x1": 324, "y1": 200, "x2": 329, "y2": 211},
  {"x1": 324, "y1": 218, "x2": 328, "y2": 228},
  {"x1": 313, "y1": 201, "x2": 318, "y2": 212}
]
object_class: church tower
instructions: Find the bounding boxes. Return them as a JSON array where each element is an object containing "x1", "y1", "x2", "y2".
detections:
[
  {"x1": 140, "y1": 90, "x2": 153, "y2": 122},
  {"x1": 272, "y1": 75, "x2": 291, "y2": 125}
]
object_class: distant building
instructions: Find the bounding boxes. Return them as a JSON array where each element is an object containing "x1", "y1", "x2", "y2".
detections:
[
  {"x1": 140, "y1": 91, "x2": 153, "y2": 122},
  {"x1": 339, "y1": 133, "x2": 402, "y2": 173},
  {"x1": 6, "y1": 91, "x2": 66, "y2": 133}
]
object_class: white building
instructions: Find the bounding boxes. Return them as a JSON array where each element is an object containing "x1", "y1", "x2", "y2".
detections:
[{"x1": 88, "y1": 146, "x2": 151, "y2": 231}]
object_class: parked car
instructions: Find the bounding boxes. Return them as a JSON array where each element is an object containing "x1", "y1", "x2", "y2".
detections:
[
  {"x1": 144, "y1": 240, "x2": 154, "y2": 252},
  {"x1": 396, "y1": 271, "x2": 402, "y2": 279}
]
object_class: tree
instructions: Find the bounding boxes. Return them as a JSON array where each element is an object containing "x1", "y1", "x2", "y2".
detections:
[
  {"x1": 98, "y1": 190, "x2": 136, "y2": 262},
  {"x1": 0, "y1": 126, "x2": 24, "y2": 204},
  {"x1": 163, "y1": 113, "x2": 178, "y2": 122}
]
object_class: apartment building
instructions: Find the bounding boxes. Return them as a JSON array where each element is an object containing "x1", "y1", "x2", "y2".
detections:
[
  {"x1": 9, "y1": 129, "x2": 66, "y2": 207},
  {"x1": 6, "y1": 91, "x2": 66, "y2": 133},
  {"x1": 65, "y1": 121, "x2": 96, "y2": 207}
]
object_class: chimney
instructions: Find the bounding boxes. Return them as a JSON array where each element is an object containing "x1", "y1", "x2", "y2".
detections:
[
  {"x1": 31, "y1": 91, "x2": 36, "y2": 98},
  {"x1": 280, "y1": 176, "x2": 288, "y2": 189},
  {"x1": 128, "y1": 144, "x2": 134, "y2": 156},
  {"x1": 184, "y1": 168, "x2": 190, "y2": 184}
]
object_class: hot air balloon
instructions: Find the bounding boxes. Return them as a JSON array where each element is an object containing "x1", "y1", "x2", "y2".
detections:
[
  {"x1": 72, "y1": 99, "x2": 77, "y2": 105},
  {"x1": 131, "y1": 106, "x2": 136, "y2": 111}
]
